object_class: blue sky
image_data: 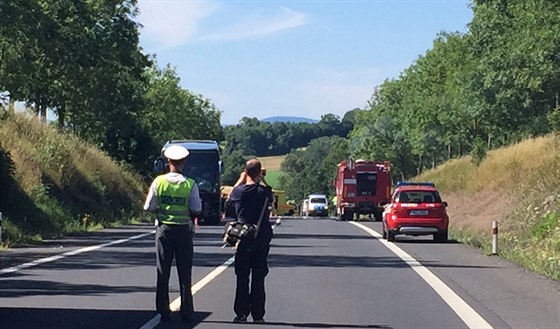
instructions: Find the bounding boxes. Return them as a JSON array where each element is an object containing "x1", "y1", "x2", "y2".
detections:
[{"x1": 136, "y1": 0, "x2": 473, "y2": 126}]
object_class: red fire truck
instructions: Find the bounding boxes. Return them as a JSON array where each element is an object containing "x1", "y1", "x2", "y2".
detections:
[{"x1": 335, "y1": 159, "x2": 392, "y2": 221}]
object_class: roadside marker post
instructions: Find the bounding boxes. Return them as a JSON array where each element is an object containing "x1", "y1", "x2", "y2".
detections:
[{"x1": 491, "y1": 220, "x2": 498, "y2": 255}]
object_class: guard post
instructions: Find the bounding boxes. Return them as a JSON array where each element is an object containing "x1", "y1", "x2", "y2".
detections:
[{"x1": 491, "y1": 220, "x2": 498, "y2": 255}]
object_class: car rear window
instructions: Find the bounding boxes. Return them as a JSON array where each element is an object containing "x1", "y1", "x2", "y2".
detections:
[
  {"x1": 397, "y1": 191, "x2": 441, "y2": 203},
  {"x1": 310, "y1": 197, "x2": 327, "y2": 203}
]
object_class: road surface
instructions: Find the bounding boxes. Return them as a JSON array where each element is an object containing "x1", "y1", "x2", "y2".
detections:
[{"x1": 1, "y1": 217, "x2": 558, "y2": 329}]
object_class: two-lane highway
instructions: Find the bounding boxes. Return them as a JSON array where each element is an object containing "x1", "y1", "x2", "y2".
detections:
[{"x1": 1, "y1": 218, "x2": 558, "y2": 329}]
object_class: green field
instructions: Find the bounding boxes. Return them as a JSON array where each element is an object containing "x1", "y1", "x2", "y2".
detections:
[
  {"x1": 264, "y1": 170, "x2": 282, "y2": 189},
  {"x1": 259, "y1": 155, "x2": 285, "y2": 189}
]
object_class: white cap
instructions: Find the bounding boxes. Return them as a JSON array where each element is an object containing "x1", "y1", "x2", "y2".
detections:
[{"x1": 164, "y1": 145, "x2": 189, "y2": 160}]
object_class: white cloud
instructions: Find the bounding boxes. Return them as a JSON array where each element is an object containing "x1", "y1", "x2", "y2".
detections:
[
  {"x1": 137, "y1": 0, "x2": 217, "y2": 48},
  {"x1": 200, "y1": 7, "x2": 307, "y2": 42}
]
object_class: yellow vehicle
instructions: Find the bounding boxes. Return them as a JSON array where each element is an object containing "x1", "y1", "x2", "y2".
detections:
[
  {"x1": 220, "y1": 185, "x2": 234, "y2": 200},
  {"x1": 220, "y1": 185, "x2": 234, "y2": 218},
  {"x1": 272, "y1": 189, "x2": 297, "y2": 216}
]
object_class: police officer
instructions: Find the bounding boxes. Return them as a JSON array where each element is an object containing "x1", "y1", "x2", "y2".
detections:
[
  {"x1": 143, "y1": 145, "x2": 202, "y2": 322},
  {"x1": 229, "y1": 159, "x2": 273, "y2": 323}
]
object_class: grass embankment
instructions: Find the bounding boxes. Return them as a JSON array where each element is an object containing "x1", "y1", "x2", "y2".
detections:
[
  {"x1": 259, "y1": 155, "x2": 284, "y2": 189},
  {"x1": 417, "y1": 135, "x2": 560, "y2": 280},
  {"x1": 0, "y1": 112, "x2": 146, "y2": 247}
]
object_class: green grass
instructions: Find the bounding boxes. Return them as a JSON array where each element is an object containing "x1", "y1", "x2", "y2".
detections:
[
  {"x1": 258, "y1": 155, "x2": 286, "y2": 189},
  {"x1": 265, "y1": 170, "x2": 282, "y2": 189}
]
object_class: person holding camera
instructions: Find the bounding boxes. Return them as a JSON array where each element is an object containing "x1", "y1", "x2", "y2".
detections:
[
  {"x1": 233, "y1": 167, "x2": 270, "y2": 188},
  {"x1": 228, "y1": 159, "x2": 273, "y2": 323}
]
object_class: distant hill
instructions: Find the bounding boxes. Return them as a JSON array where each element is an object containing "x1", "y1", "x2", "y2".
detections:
[{"x1": 261, "y1": 116, "x2": 318, "y2": 124}]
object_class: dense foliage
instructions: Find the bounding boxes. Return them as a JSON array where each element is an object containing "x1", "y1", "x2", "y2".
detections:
[
  {"x1": 0, "y1": 0, "x2": 223, "y2": 174},
  {"x1": 280, "y1": 136, "x2": 349, "y2": 202},
  {"x1": 277, "y1": 0, "x2": 560, "y2": 200},
  {"x1": 223, "y1": 112, "x2": 356, "y2": 157},
  {"x1": 350, "y1": 0, "x2": 560, "y2": 179}
]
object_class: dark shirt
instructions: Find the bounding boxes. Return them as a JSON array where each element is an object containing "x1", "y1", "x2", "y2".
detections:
[{"x1": 230, "y1": 183, "x2": 273, "y2": 239}]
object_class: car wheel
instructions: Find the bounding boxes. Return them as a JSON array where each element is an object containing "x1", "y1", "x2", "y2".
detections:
[
  {"x1": 387, "y1": 231, "x2": 396, "y2": 242},
  {"x1": 434, "y1": 230, "x2": 448, "y2": 242}
]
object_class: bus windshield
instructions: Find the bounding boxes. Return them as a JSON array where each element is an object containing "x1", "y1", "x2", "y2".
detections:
[{"x1": 183, "y1": 151, "x2": 219, "y2": 192}]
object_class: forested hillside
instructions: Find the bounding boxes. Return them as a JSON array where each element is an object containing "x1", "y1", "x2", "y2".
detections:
[
  {"x1": 350, "y1": 0, "x2": 560, "y2": 179},
  {"x1": 276, "y1": 0, "x2": 560, "y2": 201},
  {"x1": 0, "y1": 0, "x2": 223, "y2": 175},
  {"x1": 219, "y1": 112, "x2": 357, "y2": 185}
]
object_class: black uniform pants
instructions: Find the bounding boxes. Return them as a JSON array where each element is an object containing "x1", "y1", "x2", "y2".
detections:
[
  {"x1": 155, "y1": 224, "x2": 194, "y2": 317},
  {"x1": 234, "y1": 238, "x2": 271, "y2": 320}
]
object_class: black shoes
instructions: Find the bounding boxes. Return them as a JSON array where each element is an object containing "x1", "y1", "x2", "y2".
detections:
[
  {"x1": 233, "y1": 315, "x2": 265, "y2": 323},
  {"x1": 233, "y1": 315, "x2": 248, "y2": 323},
  {"x1": 160, "y1": 314, "x2": 171, "y2": 322}
]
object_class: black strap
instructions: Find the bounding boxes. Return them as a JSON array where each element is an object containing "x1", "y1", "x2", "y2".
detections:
[{"x1": 254, "y1": 197, "x2": 269, "y2": 238}]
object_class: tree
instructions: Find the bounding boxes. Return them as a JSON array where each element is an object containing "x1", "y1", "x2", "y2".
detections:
[
  {"x1": 140, "y1": 62, "x2": 224, "y2": 168},
  {"x1": 281, "y1": 136, "x2": 348, "y2": 202},
  {"x1": 221, "y1": 150, "x2": 246, "y2": 186}
]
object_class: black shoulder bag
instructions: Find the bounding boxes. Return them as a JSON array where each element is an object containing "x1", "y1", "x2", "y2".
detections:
[{"x1": 224, "y1": 197, "x2": 268, "y2": 248}]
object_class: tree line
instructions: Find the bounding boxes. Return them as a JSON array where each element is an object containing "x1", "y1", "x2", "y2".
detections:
[
  {"x1": 220, "y1": 112, "x2": 357, "y2": 185},
  {"x1": 0, "y1": 0, "x2": 222, "y2": 174},
  {"x1": 279, "y1": 0, "x2": 560, "y2": 201},
  {"x1": 3, "y1": 0, "x2": 559, "y2": 203}
]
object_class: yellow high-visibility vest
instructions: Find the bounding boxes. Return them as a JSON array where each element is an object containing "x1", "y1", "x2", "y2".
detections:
[{"x1": 155, "y1": 175, "x2": 195, "y2": 225}]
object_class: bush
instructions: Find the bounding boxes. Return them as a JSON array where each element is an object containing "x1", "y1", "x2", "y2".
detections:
[
  {"x1": 470, "y1": 136, "x2": 487, "y2": 166},
  {"x1": 547, "y1": 106, "x2": 560, "y2": 132}
]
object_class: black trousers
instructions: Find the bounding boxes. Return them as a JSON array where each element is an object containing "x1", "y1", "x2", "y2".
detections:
[
  {"x1": 234, "y1": 237, "x2": 271, "y2": 320},
  {"x1": 155, "y1": 224, "x2": 194, "y2": 317}
]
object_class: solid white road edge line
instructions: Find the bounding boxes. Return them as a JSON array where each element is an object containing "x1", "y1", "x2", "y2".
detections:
[
  {"x1": 140, "y1": 220, "x2": 281, "y2": 329},
  {"x1": 350, "y1": 222, "x2": 493, "y2": 329},
  {"x1": 0, "y1": 231, "x2": 155, "y2": 275}
]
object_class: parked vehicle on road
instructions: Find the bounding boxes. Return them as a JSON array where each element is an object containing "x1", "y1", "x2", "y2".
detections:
[
  {"x1": 272, "y1": 190, "x2": 297, "y2": 216},
  {"x1": 304, "y1": 194, "x2": 329, "y2": 217},
  {"x1": 335, "y1": 159, "x2": 392, "y2": 221},
  {"x1": 382, "y1": 182, "x2": 449, "y2": 242}
]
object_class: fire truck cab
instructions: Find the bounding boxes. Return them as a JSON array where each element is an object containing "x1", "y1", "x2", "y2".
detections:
[{"x1": 335, "y1": 159, "x2": 391, "y2": 221}]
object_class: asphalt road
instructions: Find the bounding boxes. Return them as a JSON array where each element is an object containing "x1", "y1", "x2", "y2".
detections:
[{"x1": 0, "y1": 217, "x2": 558, "y2": 329}]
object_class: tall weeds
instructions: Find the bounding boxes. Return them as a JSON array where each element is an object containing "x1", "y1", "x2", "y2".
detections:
[
  {"x1": 0, "y1": 112, "x2": 146, "y2": 246},
  {"x1": 418, "y1": 135, "x2": 560, "y2": 280}
]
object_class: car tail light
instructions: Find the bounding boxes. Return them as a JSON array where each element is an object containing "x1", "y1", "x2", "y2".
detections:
[
  {"x1": 431, "y1": 206, "x2": 447, "y2": 218},
  {"x1": 392, "y1": 203, "x2": 408, "y2": 217}
]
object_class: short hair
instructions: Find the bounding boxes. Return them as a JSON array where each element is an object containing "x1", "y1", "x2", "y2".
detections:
[
  {"x1": 245, "y1": 159, "x2": 262, "y2": 179},
  {"x1": 169, "y1": 158, "x2": 185, "y2": 167}
]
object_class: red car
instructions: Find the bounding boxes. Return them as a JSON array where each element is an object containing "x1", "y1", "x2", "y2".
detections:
[{"x1": 382, "y1": 182, "x2": 449, "y2": 242}]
